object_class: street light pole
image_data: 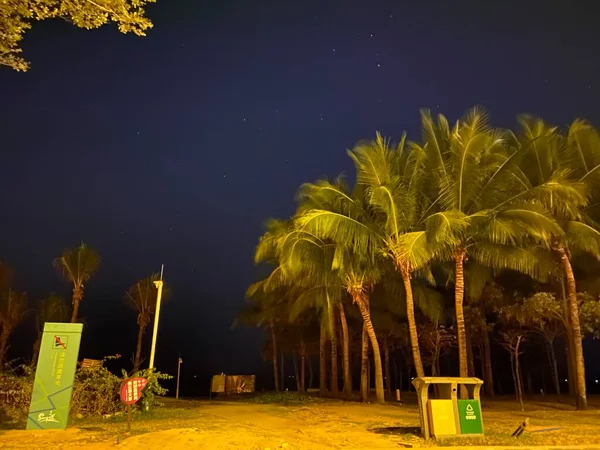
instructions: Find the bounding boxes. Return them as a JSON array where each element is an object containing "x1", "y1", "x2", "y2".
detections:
[
  {"x1": 176, "y1": 355, "x2": 182, "y2": 400},
  {"x1": 148, "y1": 264, "x2": 164, "y2": 371}
]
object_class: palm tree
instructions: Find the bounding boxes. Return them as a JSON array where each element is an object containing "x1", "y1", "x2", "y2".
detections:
[
  {"x1": 292, "y1": 178, "x2": 391, "y2": 402},
  {"x1": 0, "y1": 289, "x2": 28, "y2": 370},
  {"x1": 240, "y1": 277, "x2": 291, "y2": 392},
  {"x1": 253, "y1": 218, "x2": 350, "y2": 397},
  {"x1": 295, "y1": 139, "x2": 454, "y2": 381},
  {"x1": 32, "y1": 294, "x2": 68, "y2": 366},
  {"x1": 417, "y1": 108, "x2": 568, "y2": 389},
  {"x1": 512, "y1": 116, "x2": 600, "y2": 410},
  {"x1": 125, "y1": 273, "x2": 168, "y2": 373},
  {"x1": 53, "y1": 242, "x2": 100, "y2": 323}
]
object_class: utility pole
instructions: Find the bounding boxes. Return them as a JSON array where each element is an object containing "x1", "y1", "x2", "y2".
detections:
[{"x1": 148, "y1": 265, "x2": 164, "y2": 371}]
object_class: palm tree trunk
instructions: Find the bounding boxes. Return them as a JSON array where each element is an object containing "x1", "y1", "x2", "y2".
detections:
[
  {"x1": 467, "y1": 333, "x2": 476, "y2": 377},
  {"x1": 270, "y1": 323, "x2": 280, "y2": 392},
  {"x1": 319, "y1": 322, "x2": 327, "y2": 396},
  {"x1": 482, "y1": 328, "x2": 495, "y2": 397},
  {"x1": 300, "y1": 338, "x2": 306, "y2": 392},
  {"x1": 384, "y1": 335, "x2": 391, "y2": 399},
  {"x1": 360, "y1": 324, "x2": 368, "y2": 402},
  {"x1": 515, "y1": 337, "x2": 524, "y2": 412},
  {"x1": 308, "y1": 355, "x2": 314, "y2": 390},
  {"x1": 0, "y1": 327, "x2": 10, "y2": 371},
  {"x1": 454, "y1": 250, "x2": 469, "y2": 398},
  {"x1": 393, "y1": 357, "x2": 399, "y2": 391},
  {"x1": 329, "y1": 307, "x2": 339, "y2": 396},
  {"x1": 399, "y1": 269, "x2": 425, "y2": 378},
  {"x1": 280, "y1": 348, "x2": 285, "y2": 390},
  {"x1": 557, "y1": 247, "x2": 587, "y2": 410},
  {"x1": 133, "y1": 324, "x2": 146, "y2": 373},
  {"x1": 293, "y1": 353, "x2": 301, "y2": 391},
  {"x1": 561, "y1": 278, "x2": 577, "y2": 397},
  {"x1": 70, "y1": 286, "x2": 83, "y2": 323},
  {"x1": 353, "y1": 292, "x2": 385, "y2": 403},
  {"x1": 338, "y1": 303, "x2": 352, "y2": 396},
  {"x1": 546, "y1": 339, "x2": 561, "y2": 402},
  {"x1": 31, "y1": 332, "x2": 42, "y2": 367}
]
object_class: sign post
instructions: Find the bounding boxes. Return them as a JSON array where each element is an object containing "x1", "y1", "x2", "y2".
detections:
[
  {"x1": 120, "y1": 377, "x2": 148, "y2": 432},
  {"x1": 27, "y1": 322, "x2": 83, "y2": 430},
  {"x1": 457, "y1": 399, "x2": 484, "y2": 435}
]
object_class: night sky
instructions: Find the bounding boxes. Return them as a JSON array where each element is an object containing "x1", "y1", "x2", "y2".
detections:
[{"x1": 1, "y1": 0, "x2": 599, "y2": 394}]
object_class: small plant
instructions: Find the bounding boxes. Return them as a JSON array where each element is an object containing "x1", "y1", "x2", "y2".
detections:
[{"x1": 124, "y1": 367, "x2": 172, "y2": 413}]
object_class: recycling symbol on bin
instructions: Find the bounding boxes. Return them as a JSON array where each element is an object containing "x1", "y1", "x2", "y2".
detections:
[{"x1": 465, "y1": 403, "x2": 477, "y2": 420}]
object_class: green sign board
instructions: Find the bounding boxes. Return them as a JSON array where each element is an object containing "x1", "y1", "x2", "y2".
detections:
[
  {"x1": 27, "y1": 322, "x2": 83, "y2": 430},
  {"x1": 457, "y1": 399, "x2": 483, "y2": 435}
]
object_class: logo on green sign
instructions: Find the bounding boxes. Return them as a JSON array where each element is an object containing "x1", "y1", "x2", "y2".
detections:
[
  {"x1": 53, "y1": 335, "x2": 68, "y2": 349},
  {"x1": 457, "y1": 399, "x2": 483, "y2": 435}
]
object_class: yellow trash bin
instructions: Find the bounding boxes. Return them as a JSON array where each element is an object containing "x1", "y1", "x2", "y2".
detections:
[{"x1": 412, "y1": 377, "x2": 484, "y2": 440}]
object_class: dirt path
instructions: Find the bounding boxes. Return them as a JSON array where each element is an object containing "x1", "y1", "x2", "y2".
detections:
[{"x1": 2, "y1": 399, "x2": 600, "y2": 449}]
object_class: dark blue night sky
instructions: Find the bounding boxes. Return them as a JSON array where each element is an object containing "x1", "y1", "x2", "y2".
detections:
[{"x1": 1, "y1": 0, "x2": 599, "y2": 391}]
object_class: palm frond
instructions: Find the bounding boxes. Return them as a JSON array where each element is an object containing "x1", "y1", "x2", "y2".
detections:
[{"x1": 565, "y1": 221, "x2": 600, "y2": 259}]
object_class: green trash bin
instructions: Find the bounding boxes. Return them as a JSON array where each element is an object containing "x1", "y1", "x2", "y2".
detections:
[{"x1": 412, "y1": 377, "x2": 484, "y2": 440}]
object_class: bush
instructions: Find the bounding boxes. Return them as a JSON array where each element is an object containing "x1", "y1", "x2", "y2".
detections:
[
  {"x1": 0, "y1": 356, "x2": 171, "y2": 422},
  {"x1": 0, "y1": 365, "x2": 34, "y2": 421}
]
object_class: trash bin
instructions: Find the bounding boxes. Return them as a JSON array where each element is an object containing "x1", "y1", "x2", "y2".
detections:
[{"x1": 412, "y1": 377, "x2": 484, "y2": 440}]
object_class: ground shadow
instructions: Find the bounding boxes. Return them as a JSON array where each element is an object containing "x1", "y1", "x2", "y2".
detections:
[{"x1": 371, "y1": 426, "x2": 421, "y2": 436}]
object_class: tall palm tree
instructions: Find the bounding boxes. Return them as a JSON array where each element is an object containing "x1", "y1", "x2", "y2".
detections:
[
  {"x1": 0, "y1": 289, "x2": 28, "y2": 370},
  {"x1": 53, "y1": 242, "x2": 100, "y2": 323},
  {"x1": 292, "y1": 178, "x2": 393, "y2": 402},
  {"x1": 125, "y1": 273, "x2": 169, "y2": 373},
  {"x1": 240, "y1": 276, "x2": 292, "y2": 392},
  {"x1": 417, "y1": 108, "x2": 567, "y2": 388},
  {"x1": 296, "y1": 139, "x2": 454, "y2": 380},
  {"x1": 253, "y1": 217, "x2": 352, "y2": 397},
  {"x1": 529, "y1": 117, "x2": 600, "y2": 410},
  {"x1": 32, "y1": 294, "x2": 68, "y2": 366}
]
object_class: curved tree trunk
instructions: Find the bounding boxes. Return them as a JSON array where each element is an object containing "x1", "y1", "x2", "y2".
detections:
[
  {"x1": 338, "y1": 303, "x2": 352, "y2": 396},
  {"x1": 360, "y1": 325, "x2": 368, "y2": 402},
  {"x1": 514, "y1": 337, "x2": 525, "y2": 412},
  {"x1": 0, "y1": 327, "x2": 11, "y2": 371},
  {"x1": 384, "y1": 335, "x2": 391, "y2": 399},
  {"x1": 270, "y1": 323, "x2": 280, "y2": 392},
  {"x1": 280, "y1": 348, "x2": 285, "y2": 391},
  {"x1": 546, "y1": 339, "x2": 561, "y2": 402},
  {"x1": 31, "y1": 332, "x2": 42, "y2": 368},
  {"x1": 454, "y1": 250, "x2": 469, "y2": 398},
  {"x1": 308, "y1": 355, "x2": 313, "y2": 390},
  {"x1": 300, "y1": 337, "x2": 306, "y2": 392},
  {"x1": 557, "y1": 247, "x2": 587, "y2": 410},
  {"x1": 466, "y1": 333, "x2": 476, "y2": 377},
  {"x1": 482, "y1": 328, "x2": 495, "y2": 397},
  {"x1": 293, "y1": 353, "x2": 301, "y2": 391},
  {"x1": 399, "y1": 269, "x2": 425, "y2": 378},
  {"x1": 329, "y1": 306, "x2": 339, "y2": 396},
  {"x1": 70, "y1": 286, "x2": 83, "y2": 323},
  {"x1": 319, "y1": 321, "x2": 328, "y2": 396},
  {"x1": 133, "y1": 324, "x2": 146, "y2": 373},
  {"x1": 561, "y1": 279, "x2": 577, "y2": 397},
  {"x1": 354, "y1": 292, "x2": 385, "y2": 403}
]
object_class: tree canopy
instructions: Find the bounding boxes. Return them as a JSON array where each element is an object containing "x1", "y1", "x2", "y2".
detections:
[{"x1": 0, "y1": 0, "x2": 154, "y2": 71}]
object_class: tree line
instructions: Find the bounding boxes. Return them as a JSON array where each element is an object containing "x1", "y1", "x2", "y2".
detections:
[
  {"x1": 0, "y1": 243, "x2": 168, "y2": 373},
  {"x1": 238, "y1": 107, "x2": 600, "y2": 410}
]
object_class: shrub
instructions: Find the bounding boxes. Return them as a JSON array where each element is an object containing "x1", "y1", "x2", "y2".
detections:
[{"x1": 0, "y1": 355, "x2": 171, "y2": 422}]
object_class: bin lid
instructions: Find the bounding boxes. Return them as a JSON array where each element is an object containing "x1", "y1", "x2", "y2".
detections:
[{"x1": 412, "y1": 376, "x2": 483, "y2": 386}]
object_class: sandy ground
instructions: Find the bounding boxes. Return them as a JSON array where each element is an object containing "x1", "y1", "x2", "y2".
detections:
[{"x1": 2, "y1": 397, "x2": 600, "y2": 449}]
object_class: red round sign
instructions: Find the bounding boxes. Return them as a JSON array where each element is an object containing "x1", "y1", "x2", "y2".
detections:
[{"x1": 120, "y1": 377, "x2": 148, "y2": 405}]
